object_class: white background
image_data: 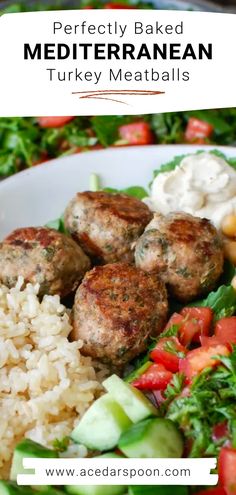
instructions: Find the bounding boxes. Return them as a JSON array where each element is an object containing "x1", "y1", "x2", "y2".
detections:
[
  {"x1": 18, "y1": 458, "x2": 218, "y2": 486},
  {"x1": 0, "y1": 10, "x2": 235, "y2": 115}
]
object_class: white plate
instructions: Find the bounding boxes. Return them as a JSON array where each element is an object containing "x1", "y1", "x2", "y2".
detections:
[{"x1": 0, "y1": 144, "x2": 236, "y2": 239}]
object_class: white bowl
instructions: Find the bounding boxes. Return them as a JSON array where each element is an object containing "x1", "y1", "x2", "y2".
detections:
[{"x1": 0, "y1": 144, "x2": 235, "y2": 239}]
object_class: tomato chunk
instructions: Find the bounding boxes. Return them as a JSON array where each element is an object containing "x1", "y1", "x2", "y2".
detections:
[
  {"x1": 212, "y1": 422, "x2": 229, "y2": 443},
  {"x1": 37, "y1": 116, "x2": 75, "y2": 128},
  {"x1": 215, "y1": 317, "x2": 236, "y2": 346},
  {"x1": 118, "y1": 122, "x2": 153, "y2": 145},
  {"x1": 200, "y1": 335, "x2": 222, "y2": 347},
  {"x1": 150, "y1": 336, "x2": 187, "y2": 372},
  {"x1": 185, "y1": 117, "x2": 214, "y2": 143},
  {"x1": 163, "y1": 307, "x2": 213, "y2": 347},
  {"x1": 180, "y1": 307, "x2": 213, "y2": 343},
  {"x1": 132, "y1": 363, "x2": 173, "y2": 391},
  {"x1": 164, "y1": 312, "x2": 183, "y2": 331},
  {"x1": 104, "y1": 2, "x2": 135, "y2": 7},
  {"x1": 196, "y1": 489, "x2": 226, "y2": 495},
  {"x1": 179, "y1": 344, "x2": 230, "y2": 381},
  {"x1": 219, "y1": 447, "x2": 236, "y2": 495}
]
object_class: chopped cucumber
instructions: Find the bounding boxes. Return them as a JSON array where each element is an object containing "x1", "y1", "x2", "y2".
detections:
[
  {"x1": 10, "y1": 439, "x2": 58, "y2": 481},
  {"x1": 119, "y1": 418, "x2": 183, "y2": 458},
  {"x1": 71, "y1": 394, "x2": 132, "y2": 451},
  {"x1": 65, "y1": 453, "x2": 126, "y2": 495},
  {"x1": 65, "y1": 486, "x2": 125, "y2": 495},
  {"x1": 103, "y1": 375, "x2": 157, "y2": 423},
  {"x1": 128, "y1": 487, "x2": 188, "y2": 495}
]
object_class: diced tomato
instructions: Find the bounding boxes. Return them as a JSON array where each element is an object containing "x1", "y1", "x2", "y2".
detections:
[
  {"x1": 179, "y1": 319, "x2": 200, "y2": 346},
  {"x1": 164, "y1": 312, "x2": 183, "y2": 331},
  {"x1": 200, "y1": 335, "x2": 222, "y2": 346},
  {"x1": 163, "y1": 307, "x2": 213, "y2": 347},
  {"x1": 104, "y1": 2, "x2": 135, "y2": 7},
  {"x1": 37, "y1": 117, "x2": 75, "y2": 128},
  {"x1": 118, "y1": 122, "x2": 153, "y2": 145},
  {"x1": 185, "y1": 117, "x2": 214, "y2": 143},
  {"x1": 196, "y1": 489, "x2": 227, "y2": 495},
  {"x1": 215, "y1": 318, "x2": 236, "y2": 346},
  {"x1": 212, "y1": 422, "x2": 229, "y2": 443},
  {"x1": 180, "y1": 307, "x2": 213, "y2": 343},
  {"x1": 179, "y1": 344, "x2": 230, "y2": 381},
  {"x1": 219, "y1": 447, "x2": 236, "y2": 495},
  {"x1": 164, "y1": 311, "x2": 202, "y2": 347},
  {"x1": 150, "y1": 336, "x2": 187, "y2": 372},
  {"x1": 132, "y1": 363, "x2": 173, "y2": 391}
]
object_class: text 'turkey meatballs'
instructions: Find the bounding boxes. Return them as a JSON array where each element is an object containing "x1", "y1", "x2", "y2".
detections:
[
  {"x1": 135, "y1": 212, "x2": 224, "y2": 303},
  {"x1": 0, "y1": 227, "x2": 91, "y2": 297},
  {"x1": 71, "y1": 262, "x2": 168, "y2": 367},
  {"x1": 64, "y1": 191, "x2": 152, "y2": 264}
]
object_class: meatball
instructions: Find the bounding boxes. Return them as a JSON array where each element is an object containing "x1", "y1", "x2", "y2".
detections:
[
  {"x1": 135, "y1": 212, "x2": 224, "y2": 303},
  {"x1": 0, "y1": 227, "x2": 91, "y2": 297},
  {"x1": 71, "y1": 262, "x2": 168, "y2": 367},
  {"x1": 64, "y1": 191, "x2": 152, "y2": 264}
]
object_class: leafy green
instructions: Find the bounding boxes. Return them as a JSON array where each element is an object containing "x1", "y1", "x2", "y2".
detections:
[
  {"x1": 128, "y1": 486, "x2": 188, "y2": 495},
  {"x1": 91, "y1": 116, "x2": 133, "y2": 147},
  {"x1": 164, "y1": 349, "x2": 236, "y2": 457},
  {"x1": 190, "y1": 285, "x2": 236, "y2": 321},
  {"x1": 104, "y1": 185, "x2": 148, "y2": 200},
  {"x1": 151, "y1": 113, "x2": 184, "y2": 144},
  {"x1": 1, "y1": 111, "x2": 236, "y2": 176},
  {"x1": 53, "y1": 436, "x2": 70, "y2": 453},
  {"x1": 124, "y1": 361, "x2": 152, "y2": 384},
  {"x1": 0, "y1": 0, "x2": 154, "y2": 13},
  {"x1": 158, "y1": 323, "x2": 180, "y2": 340},
  {"x1": 46, "y1": 216, "x2": 67, "y2": 234}
]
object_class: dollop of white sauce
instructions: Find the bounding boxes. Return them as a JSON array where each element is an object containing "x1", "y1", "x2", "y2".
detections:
[{"x1": 145, "y1": 152, "x2": 236, "y2": 228}]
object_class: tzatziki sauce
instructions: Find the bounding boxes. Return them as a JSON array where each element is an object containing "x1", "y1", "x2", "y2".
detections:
[{"x1": 145, "y1": 152, "x2": 236, "y2": 228}]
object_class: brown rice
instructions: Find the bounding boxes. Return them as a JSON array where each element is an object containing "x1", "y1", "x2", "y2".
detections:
[{"x1": 0, "y1": 277, "x2": 106, "y2": 479}]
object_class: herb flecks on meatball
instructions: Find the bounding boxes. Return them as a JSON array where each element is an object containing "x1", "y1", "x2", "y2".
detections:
[
  {"x1": 0, "y1": 227, "x2": 91, "y2": 297},
  {"x1": 135, "y1": 212, "x2": 224, "y2": 303},
  {"x1": 71, "y1": 262, "x2": 168, "y2": 367},
  {"x1": 64, "y1": 191, "x2": 152, "y2": 264}
]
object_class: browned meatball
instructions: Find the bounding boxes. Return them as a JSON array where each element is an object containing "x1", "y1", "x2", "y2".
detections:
[
  {"x1": 64, "y1": 191, "x2": 152, "y2": 264},
  {"x1": 135, "y1": 212, "x2": 224, "y2": 303},
  {"x1": 0, "y1": 227, "x2": 91, "y2": 297},
  {"x1": 71, "y1": 262, "x2": 168, "y2": 367}
]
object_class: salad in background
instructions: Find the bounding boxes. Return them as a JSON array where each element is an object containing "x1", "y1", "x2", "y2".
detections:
[{"x1": 1, "y1": 111, "x2": 236, "y2": 177}]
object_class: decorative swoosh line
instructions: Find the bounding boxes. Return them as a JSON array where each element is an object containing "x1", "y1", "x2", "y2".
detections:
[{"x1": 72, "y1": 89, "x2": 165, "y2": 105}]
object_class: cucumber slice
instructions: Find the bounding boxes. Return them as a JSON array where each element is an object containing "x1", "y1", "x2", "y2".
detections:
[
  {"x1": 10, "y1": 439, "x2": 58, "y2": 481},
  {"x1": 65, "y1": 486, "x2": 125, "y2": 495},
  {"x1": 103, "y1": 375, "x2": 157, "y2": 423},
  {"x1": 71, "y1": 394, "x2": 132, "y2": 451},
  {"x1": 65, "y1": 453, "x2": 126, "y2": 495},
  {"x1": 119, "y1": 418, "x2": 183, "y2": 458}
]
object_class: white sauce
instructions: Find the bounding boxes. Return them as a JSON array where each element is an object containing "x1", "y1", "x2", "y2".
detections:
[{"x1": 145, "y1": 152, "x2": 236, "y2": 228}]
